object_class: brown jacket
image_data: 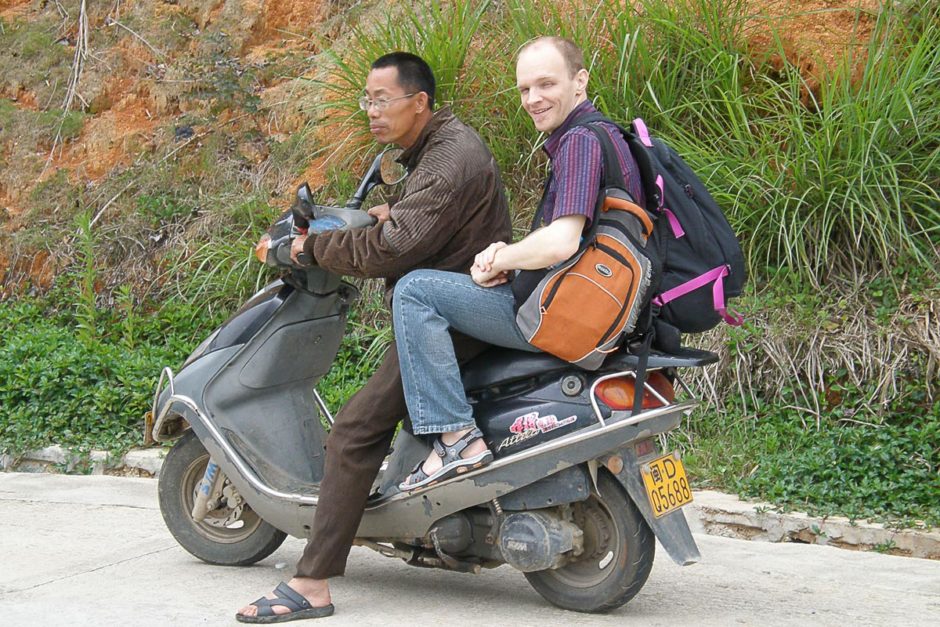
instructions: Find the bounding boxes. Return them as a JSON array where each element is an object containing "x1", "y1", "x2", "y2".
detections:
[{"x1": 303, "y1": 107, "x2": 511, "y2": 296}]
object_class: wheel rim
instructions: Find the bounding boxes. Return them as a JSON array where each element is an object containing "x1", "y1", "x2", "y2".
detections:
[
  {"x1": 545, "y1": 494, "x2": 623, "y2": 588},
  {"x1": 179, "y1": 452, "x2": 264, "y2": 543}
]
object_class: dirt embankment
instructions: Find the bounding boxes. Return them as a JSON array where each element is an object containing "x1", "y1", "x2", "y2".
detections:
[
  {"x1": 0, "y1": 0, "x2": 878, "y2": 291},
  {"x1": 743, "y1": 0, "x2": 879, "y2": 98}
]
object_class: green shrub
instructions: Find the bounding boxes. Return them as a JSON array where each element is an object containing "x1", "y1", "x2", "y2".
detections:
[
  {"x1": 677, "y1": 398, "x2": 940, "y2": 527},
  {"x1": 136, "y1": 193, "x2": 198, "y2": 226},
  {"x1": 0, "y1": 297, "x2": 215, "y2": 456},
  {"x1": 0, "y1": 17, "x2": 72, "y2": 104}
]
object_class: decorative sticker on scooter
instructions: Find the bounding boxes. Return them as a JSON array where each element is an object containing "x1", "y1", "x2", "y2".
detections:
[
  {"x1": 496, "y1": 429, "x2": 539, "y2": 452},
  {"x1": 509, "y1": 411, "x2": 540, "y2": 434},
  {"x1": 499, "y1": 412, "x2": 578, "y2": 452},
  {"x1": 509, "y1": 412, "x2": 577, "y2": 435}
]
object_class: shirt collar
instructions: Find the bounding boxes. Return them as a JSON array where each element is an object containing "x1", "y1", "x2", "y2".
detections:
[
  {"x1": 398, "y1": 106, "x2": 454, "y2": 170},
  {"x1": 543, "y1": 100, "x2": 597, "y2": 158}
]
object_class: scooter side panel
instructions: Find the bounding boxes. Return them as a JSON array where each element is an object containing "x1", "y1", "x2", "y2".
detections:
[
  {"x1": 474, "y1": 384, "x2": 600, "y2": 458},
  {"x1": 156, "y1": 346, "x2": 243, "y2": 437},
  {"x1": 208, "y1": 285, "x2": 287, "y2": 354},
  {"x1": 199, "y1": 288, "x2": 348, "y2": 497},
  {"x1": 238, "y1": 316, "x2": 345, "y2": 389},
  {"x1": 357, "y1": 406, "x2": 687, "y2": 538}
]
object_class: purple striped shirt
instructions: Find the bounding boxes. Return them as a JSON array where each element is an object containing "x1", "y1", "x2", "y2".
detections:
[{"x1": 540, "y1": 101, "x2": 645, "y2": 227}]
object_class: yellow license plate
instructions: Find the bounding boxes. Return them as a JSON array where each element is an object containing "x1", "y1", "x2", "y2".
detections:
[{"x1": 641, "y1": 453, "x2": 693, "y2": 518}]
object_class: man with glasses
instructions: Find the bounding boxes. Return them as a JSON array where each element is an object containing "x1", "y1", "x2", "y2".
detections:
[{"x1": 237, "y1": 52, "x2": 510, "y2": 623}]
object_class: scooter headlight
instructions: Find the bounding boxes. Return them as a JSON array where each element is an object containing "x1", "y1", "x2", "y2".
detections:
[{"x1": 254, "y1": 234, "x2": 271, "y2": 264}]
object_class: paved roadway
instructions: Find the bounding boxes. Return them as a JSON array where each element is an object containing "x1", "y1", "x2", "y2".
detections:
[{"x1": 1, "y1": 473, "x2": 938, "y2": 626}]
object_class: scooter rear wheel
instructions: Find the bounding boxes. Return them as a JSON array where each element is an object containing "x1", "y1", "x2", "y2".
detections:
[
  {"x1": 159, "y1": 430, "x2": 287, "y2": 566},
  {"x1": 524, "y1": 471, "x2": 654, "y2": 613}
]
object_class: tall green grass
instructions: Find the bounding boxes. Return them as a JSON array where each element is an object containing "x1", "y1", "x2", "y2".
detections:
[
  {"x1": 315, "y1": 0, "x2": 494, "y2": 163},
  {"x1": 297, "y1": 0, "x2": 940, "y2": 525},
  {"x1": 319, "y1": 0, "x2": 939, "y2": 287}
]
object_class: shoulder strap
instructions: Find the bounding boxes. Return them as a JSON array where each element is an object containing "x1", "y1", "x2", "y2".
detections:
[
  {"x1": 582, "y1": 124, "x2": 628, "y2": 192},
  {"x1": 530, "y1": 168, "x2": 553, "y2": 231},
  {"x1": 568, "y1": 110, "x2": 634, "y2": 196},
  {"x1": 531, "y1": 111, "x2": 633, "y2": 231}
]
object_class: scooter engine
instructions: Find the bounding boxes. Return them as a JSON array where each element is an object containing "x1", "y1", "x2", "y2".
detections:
[{"x1": 497, "y1": 510, "x2": 583, "y2": 572}]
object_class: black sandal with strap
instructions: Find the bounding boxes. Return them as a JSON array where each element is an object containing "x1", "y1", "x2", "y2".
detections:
[
  {"x1": 399, "y1": 427, "x2": 493, "y2": 492},
  {"x1": 236, "y1": 582, "x2": 335, "y2": 624}
]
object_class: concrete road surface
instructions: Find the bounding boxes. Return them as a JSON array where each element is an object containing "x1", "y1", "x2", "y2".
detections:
[{"x1": 1, "y1": 472, "x2": 938, "y2": 626}]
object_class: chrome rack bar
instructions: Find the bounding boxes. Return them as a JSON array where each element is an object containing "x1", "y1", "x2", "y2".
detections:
[
  {"x1": 588, "y1": 369, "x2": 673, "y2": 426},
  {"x1": 313, "y1": 389, "x2": 333, "y2": 426}
]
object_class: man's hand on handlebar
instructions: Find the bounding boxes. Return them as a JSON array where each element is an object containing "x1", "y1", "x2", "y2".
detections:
[
  {"x1": 367, "y1": 203, "x2": 391, "y2": 224},
  {"x1": 290, "y1": 234, "x2": 310, "y2": 265}
]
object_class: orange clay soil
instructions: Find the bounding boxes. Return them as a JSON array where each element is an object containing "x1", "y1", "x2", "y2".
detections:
[
  {"x1": 8, "y1": 0, "x2": 880, "y2": 190},
  {"x1": 1, "y1": 1, "x2": 879, "y2": 235},
  {"x1": 50, "y1": 89, "x2": 160, "y2": 182},
  {"x1": 0, "y1": 0, "x2": 31, "y2": 20},
  {"x1": 743, "y1": 0, "x2": 879, "y2": 92},
  {"x1": 243, "y1": 0, "x2": 328, "y2": 61}
]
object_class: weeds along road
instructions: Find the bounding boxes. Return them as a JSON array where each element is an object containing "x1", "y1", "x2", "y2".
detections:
[{"x1": 1, "y1": 472, "x2": 938, "y2": 626}]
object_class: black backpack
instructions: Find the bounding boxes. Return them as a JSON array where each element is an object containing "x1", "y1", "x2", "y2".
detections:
[{"x1": 578, "y1": 114, "x2": 746, "y2": 341}]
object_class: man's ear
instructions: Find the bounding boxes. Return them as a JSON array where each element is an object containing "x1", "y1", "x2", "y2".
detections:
[
  {"x1": 414, "y1": 91, "x2": 430, "y2": 114},
  {"x1": 575, "y1": 68, "x2": 589, "y2": 96}
]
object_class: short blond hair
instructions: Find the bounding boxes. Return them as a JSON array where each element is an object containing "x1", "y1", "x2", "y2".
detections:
[{"x1": 518, "y1": 36, "x2": 585, "y2": 77}]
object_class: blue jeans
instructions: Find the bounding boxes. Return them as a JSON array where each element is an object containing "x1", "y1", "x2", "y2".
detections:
[{"x1": 392, "y1": 270, "x2": 539, "y2": 435}]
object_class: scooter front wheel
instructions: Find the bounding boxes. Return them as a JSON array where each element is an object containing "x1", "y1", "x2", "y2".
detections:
[
  {"x1": 158, "y1": 430, "x2": 287, "y2": 566},
  {"x1": 524, "y1": 471, "x2": 655, "y2": 613}
]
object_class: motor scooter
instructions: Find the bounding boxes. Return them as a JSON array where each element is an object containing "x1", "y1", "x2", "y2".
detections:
[{"x1": 150, "y1": 149, "x2": 718, "y2": 612}]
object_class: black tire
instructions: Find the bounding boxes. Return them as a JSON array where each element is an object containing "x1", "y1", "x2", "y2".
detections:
[
  {"x1": 158, "y1": 430, "x2": 287, "y2": 566},
  {"x1": 524, "y1": 471, "x2": 655, "y2": 613}
]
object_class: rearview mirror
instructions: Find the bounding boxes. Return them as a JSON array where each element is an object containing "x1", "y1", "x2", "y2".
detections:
[
  {"x1": 378, "y1": 148, "x2": 406, "y2": 185},
  {"x1": 346, "y1": 148, "x2": 408, "y2": 210}
]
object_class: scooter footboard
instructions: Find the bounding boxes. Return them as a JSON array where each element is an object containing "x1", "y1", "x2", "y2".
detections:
[{"x1": 357, "y1": 401, "x2": 693, "y2": 538}]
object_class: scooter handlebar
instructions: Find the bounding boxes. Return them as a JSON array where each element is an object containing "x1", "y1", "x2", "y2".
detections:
[{"x1": 287, "y1": 210, "x2": 376, "y2": 266}]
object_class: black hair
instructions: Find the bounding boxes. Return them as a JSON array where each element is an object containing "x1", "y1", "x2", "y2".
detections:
[{"x1": 371, "y1": 52, "x2": 436, "y2": 109}]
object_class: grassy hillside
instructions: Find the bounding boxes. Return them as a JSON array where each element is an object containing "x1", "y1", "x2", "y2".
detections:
[{"x1": 1, "y1": 0, "x2": 937, "y2": 527}]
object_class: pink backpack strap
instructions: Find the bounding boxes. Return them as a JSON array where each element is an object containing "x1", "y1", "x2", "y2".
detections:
[
  {"x1": 652, "y1": 266, "x2": 743, "y2": 326},
  {"x1": 633, "y1": 118, "x2": 654, "y2": 148},
  {"x1": 662, "y1": 206, "x2": 685, "y2": 238},
  {"x1": 651, "y1": 155, "x2": 684, "y2": 239}
]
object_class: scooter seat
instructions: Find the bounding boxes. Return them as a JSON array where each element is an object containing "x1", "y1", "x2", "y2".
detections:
[
  {"x1": 461, "y1": 348, "x2": 569, "y2": 391},
  {"x1": 461, "y1": 344, "x2": 719, "y2": 391}
]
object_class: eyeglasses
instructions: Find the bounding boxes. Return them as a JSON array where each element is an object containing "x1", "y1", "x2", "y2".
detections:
[{"x1": 358, "y1": 93, "x2": 417, "y2": 112}]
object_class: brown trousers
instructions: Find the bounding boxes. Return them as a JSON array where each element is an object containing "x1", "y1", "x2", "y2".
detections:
[{"x1": 294, "y1": 334, "x2": 488, "y2": 579}]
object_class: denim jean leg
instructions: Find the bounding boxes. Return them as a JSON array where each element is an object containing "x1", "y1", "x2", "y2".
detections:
[{"x1": 393, "y1": 270, "x2": 536, "y2": 435}]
